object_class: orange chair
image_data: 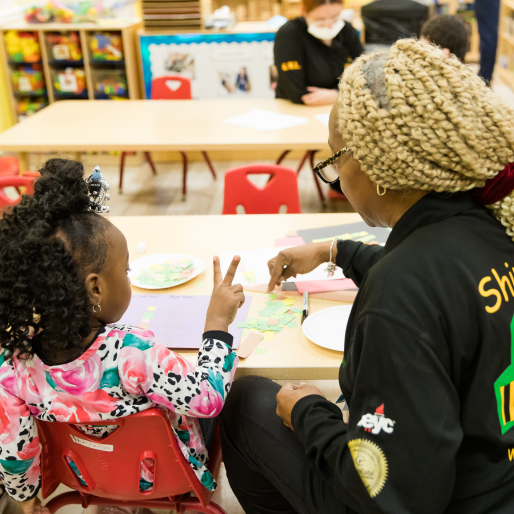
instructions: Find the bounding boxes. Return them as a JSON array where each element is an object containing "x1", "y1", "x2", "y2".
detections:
[
  {"x1": 0, "y1": 156, "x2": 19, "y2": 177},
  {"x1": 222, "y1": 164, "x2": 302, "y2": 214},
  {"x1": 37, "y1": 408, "x2": 226, "y2": 514},
  {"x1": 118, "y1": 75, "x2": 217, "y2": 199},
  {"x1": 151, "y1": 76, "x2": 192, "y2": 100},
  {"x1": 0, "y1": 176, "x2": 37, "y2": 209},
  {"x1": 275, "y1": 150, "x2": 325, "y2": 204}
]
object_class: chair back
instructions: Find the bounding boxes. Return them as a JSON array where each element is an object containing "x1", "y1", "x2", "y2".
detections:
[
  {"x1": 36, "y1": 408, "x2": 222, "y2": 508},
  {"x1": 222, "y1": 164, "x2": 302, "y2": 215},
  {"x1": 151, "y1": 76, "x2": 192, "y2": 100},
  {"x1": 0, "y1": 176, "x2": 37, "y2": 209},
  {"x1": 0, "y1": 156, "x2": 19, "y2": 176}
]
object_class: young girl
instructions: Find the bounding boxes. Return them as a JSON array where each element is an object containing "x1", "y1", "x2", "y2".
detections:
[{"x1": 0, "y1": 159, "x2": 244, "y2": 514}]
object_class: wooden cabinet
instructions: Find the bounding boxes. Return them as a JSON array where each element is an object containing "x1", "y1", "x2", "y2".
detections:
[
  {"x1": 0, "y1": 19, "x2": 141, "y2": 123},
  {"x1": 497, "y1": 0, "x2": 514, "y2": 90}
]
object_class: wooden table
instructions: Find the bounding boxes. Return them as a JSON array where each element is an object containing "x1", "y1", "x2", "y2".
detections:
[
  {"x1": 110, "y1": 212, "x2": 361, "y2": 380},
  {"x1": 0, "y1": 98, "x2": 331, "y2": 201},
  {"x1": 0, "y1": 98, "x2": 330, "y2": 161}
]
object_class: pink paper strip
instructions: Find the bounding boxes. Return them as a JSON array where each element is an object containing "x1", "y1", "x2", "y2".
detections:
[
  {"x1": 275, "y1": 236, "x2": 306, "y2": 247},
  {"x1": 295, "y1": 279, "x2": 357, "y2": 294}
]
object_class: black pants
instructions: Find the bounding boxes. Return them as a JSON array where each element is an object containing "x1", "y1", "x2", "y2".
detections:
[
  {"x1": 198, "y1": 417, "x2": 216, "y2": 450},
  {"x1": 219, "y1": 376, "x2": 349, "y2": 514},
  {"x1": 475, "y1": 0, "x2": 500, "y2": 84}
]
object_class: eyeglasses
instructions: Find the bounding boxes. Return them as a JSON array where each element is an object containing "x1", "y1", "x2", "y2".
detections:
[{"x1": 313, "y1": 146, "x2": 349, "y2": 184}]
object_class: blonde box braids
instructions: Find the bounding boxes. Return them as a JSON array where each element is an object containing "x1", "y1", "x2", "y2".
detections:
[{"x1": 336, "y1": 38, "x2": 514, "y2": 240}]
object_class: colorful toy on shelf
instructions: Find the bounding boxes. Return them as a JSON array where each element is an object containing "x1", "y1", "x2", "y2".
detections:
[
  {"x1": 95, "y1": 76, "x2": 128, "y2": 97},
  {"x1": 16, "y1": 97, "x2": 49, "y2": 118},
  {"x1": 25, "y1": 0, "x2": 98, "y2": 24},
  {"x1": 54, "y1": 68, "x2": 86, "y2": 95},
  {"x1": 90, "y1": 32, "x2": 124, "y2": 61},
  {"x1": 4, "y1": 31, "x2": 41, "y2": 63},
  {"x1": 11, "y1": 65, "x2": 46, "y2": 95},
  {"x1": 47, "y1": 32, "x2": 83, "y2": 61}
]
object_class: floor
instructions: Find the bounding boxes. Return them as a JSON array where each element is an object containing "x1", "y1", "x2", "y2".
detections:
[{"x1": 16, "y1": 75, "x2": 514, "y2": 514}]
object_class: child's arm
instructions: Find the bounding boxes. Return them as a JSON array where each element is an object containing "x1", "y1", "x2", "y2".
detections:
[
  {"x1": 0, "y1": 358, "x2": 41, "y2": 502},
  {"x1": 118, "y1": 330, "x2": 238, "y2": 417},
  {"x1": 119, "y1": 256, "x2": 243, "y2": 417}
]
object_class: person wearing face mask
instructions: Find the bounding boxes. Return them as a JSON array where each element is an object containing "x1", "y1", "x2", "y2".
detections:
[{"x1": 273, "y1": 0, "x2": 364, "y2": 107}]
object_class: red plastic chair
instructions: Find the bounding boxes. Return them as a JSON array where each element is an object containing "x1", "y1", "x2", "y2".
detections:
[
  {"x1": 0, "y1": 156, "x2": 19, "y2": 177},
  {"x1": 0, "y1": 176, "x2": 37, "y2": 209},
  {"x1": 151, "y1": 76, "x2": 192, "y2": 100},
  {"x1": 120, "y1": 75, "x2": 217, "y2": 200},
  {"x1": 37, "y1": 408, "x2": 226, "y2": 514},
  {"x1": 222, "y1": 164, "x2": 302, "y2": 214}
]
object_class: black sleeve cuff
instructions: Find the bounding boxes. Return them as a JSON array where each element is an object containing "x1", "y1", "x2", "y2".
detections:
[
  {"x1": 202, "y1": 330, "x2": 234, "y2": 348},
  {"x1": 291, "y1": 393, "x2": 340, "y2": 430},
  {"x1": 335, "y1": 240, "x2": 363, "y2": 275}
]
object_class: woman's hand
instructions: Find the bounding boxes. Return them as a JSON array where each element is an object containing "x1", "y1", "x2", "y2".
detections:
[
  {"x1": 267, "y1": 242, "x2": 334, "y2": 292},
  {"x1": 301, "y1": 87, "x2": 338, "y2": 106},
  {"x1": 276, "y1": 383, "x2": 326, "y2": 430},
  {"x1": 18, "y1": 497, "x2": 50, "y2": 514},
  {"x1": 205, "y1": 256, "x2": 245, "y2": 333}
]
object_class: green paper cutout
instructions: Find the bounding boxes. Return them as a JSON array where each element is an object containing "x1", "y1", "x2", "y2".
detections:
[
  {"x1": 288, "y1": 321, "x2": 298, "y2": 328},
  {"x1": 141, "y1": 312, "x2": 155, "y2": 320},
  {"x1": 255, "y1": 348, "x2": 267, "y2": 354},
  {"x1": 494, "y1": 314, "x2": 514, "y2": 435}
]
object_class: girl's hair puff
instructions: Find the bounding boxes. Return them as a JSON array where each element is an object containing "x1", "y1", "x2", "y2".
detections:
[{"x1": 0, "y1": 158, "x2": 110, "y2": 362}]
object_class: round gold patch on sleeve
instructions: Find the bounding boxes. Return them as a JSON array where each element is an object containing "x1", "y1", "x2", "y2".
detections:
[{"x1": 348, "y1": 438, "x2": 388, "y2": 498}]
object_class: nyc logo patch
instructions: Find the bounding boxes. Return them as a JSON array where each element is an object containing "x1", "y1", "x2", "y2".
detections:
[{"x1": 357, "y1": 403, "x2": 395, "y2": 435}]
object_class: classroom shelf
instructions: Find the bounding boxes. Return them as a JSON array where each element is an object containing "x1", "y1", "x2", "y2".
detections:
[
  {"x1": 0, "y1": 20, "x2": 142, "y2": 123},
  {"x1": 497, "y1": 0, "x2": 514, "y2": 91}
]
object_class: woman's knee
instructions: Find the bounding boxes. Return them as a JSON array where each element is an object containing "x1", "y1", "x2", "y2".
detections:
[{"x1": 221, "y1": 376, "x2": 280, "y2": 436}]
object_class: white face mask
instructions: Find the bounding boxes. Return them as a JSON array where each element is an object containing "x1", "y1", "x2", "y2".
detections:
[{"x1": 307, "y1": 18, "x2": 345, "y2": 41}]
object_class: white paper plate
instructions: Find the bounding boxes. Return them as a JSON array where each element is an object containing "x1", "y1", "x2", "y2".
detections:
[
  {"x1": 129, "y1": 253, "x2": 205, "y2": 290},
  {"x1": 302, "y1": 305, "x2": 353, "y2": 352}
]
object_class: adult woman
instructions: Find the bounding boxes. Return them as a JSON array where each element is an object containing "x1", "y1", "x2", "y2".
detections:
[
  {"x1": 274, "y1": 0, "x2": 363, "y2": 106},
  {"x1": 220, "y1": 40, "x2": 514, "y2": 513}
]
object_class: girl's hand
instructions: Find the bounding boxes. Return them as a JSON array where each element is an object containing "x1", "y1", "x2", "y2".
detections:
[
  {"x1": 18, "y1": 497, "x2": 50, "y2": 514},
  {"x1": 267, "y1": 242, "x2": 334, "y2": 292},
  {"x1": 205, "y1": 256, "x2": 245, "y2": 333}
]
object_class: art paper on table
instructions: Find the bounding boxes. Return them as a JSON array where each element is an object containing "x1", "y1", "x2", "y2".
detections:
[
  {"x1": 222, "y1": 109, "x2": 308, "y2": 132},
  {"x1": 119, "y1": 294, "x2": 252, "y2": 350},
  {"x1": 295, "y1": 278, "x2": 357, "y2": 294},
  {"x1": 236, "y1": 332, "x2": 263, "y2": 359},
  {"x1": 298, "y1": 221, "x2": 392, "y2": 245},
  {"x1": 219, "y1": 246, "x2": 345, "y2": 287},
  {"x1": 314, "y1": 112, "x2": 330, "y2": 127},
  {"x1": 275, "y1": 236, "x2": 305, "y2": 247}
]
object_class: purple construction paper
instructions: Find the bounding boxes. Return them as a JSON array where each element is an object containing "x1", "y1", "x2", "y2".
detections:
[{"x1": 119, "y1": 294, "x2": 252, "y2": 350}]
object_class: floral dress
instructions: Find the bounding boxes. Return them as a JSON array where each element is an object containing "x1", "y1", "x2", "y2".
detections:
[{"x1": 0, "y1": 324, "x2": 239, "y2": 501}]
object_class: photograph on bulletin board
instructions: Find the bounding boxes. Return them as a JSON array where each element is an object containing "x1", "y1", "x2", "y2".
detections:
[{"x1": 139, "y1": 33, "x2": 276, "y2": 100}]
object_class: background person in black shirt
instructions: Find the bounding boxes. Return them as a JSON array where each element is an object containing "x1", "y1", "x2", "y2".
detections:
[
  {"x1": 274, "y1": 0, "x2": 364, "y2": 106},
  {"x1": 220, "y1": 40, "x2": 514, "y2": 513}
]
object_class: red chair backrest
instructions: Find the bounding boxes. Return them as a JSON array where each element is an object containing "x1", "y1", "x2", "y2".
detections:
[
  {"x1": 151, "y1": 76, "x2": 192, "y2": 100},
  {"x1": 222, "y1": 164, "x2": 302, "y2": 215},
  {"x1": 36, "y1": 408, "x2": 221, "y2": 508},
  {"x1": 0, "y1": 156, "x2": 19, "y2": 176},
  {"x1": 0, "y1": 176, "x2": 37, "y2": 208}
]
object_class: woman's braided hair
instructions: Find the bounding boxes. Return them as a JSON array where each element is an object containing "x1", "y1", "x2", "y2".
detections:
[
  {"x1": 336, "y1": 38, "x2": 514, "y2": 240},
  {"x1": 0, "y1": 158, "x2": 110, "y2": 361}
]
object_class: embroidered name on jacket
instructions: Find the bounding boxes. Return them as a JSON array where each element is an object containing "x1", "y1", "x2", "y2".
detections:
[{"x1": 357, "y1": 404, "x2": 395, "y2": 435}]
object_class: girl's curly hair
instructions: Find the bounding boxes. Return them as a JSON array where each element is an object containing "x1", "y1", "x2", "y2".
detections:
[{"x1": 0, "y1": 158, "x2": 110, "y2": 362}]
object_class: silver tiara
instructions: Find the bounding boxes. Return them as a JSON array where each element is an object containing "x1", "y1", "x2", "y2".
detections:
[{"x1": 85, "y1": 166, "x2": 110, "y2": 214}]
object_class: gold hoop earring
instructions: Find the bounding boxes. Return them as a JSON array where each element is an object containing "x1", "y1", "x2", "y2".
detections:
[{"x1": 377, "y1": 184, "x2": 387, "y2": 196}]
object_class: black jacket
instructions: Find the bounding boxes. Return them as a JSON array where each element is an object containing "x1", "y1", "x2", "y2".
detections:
[
  {"x1": 274, "y1": 17, "x2": 364, "y2": 104},
  {"x1": 292, "y1": 192, "x2": 514, "y2": 513}
]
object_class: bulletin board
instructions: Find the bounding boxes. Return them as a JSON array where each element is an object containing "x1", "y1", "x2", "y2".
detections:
[{"x1": 139, "y1": 32, "x2": 277, "y2": 100}]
